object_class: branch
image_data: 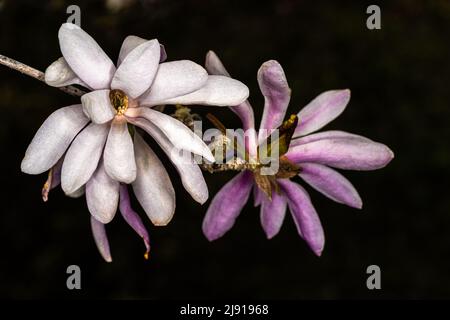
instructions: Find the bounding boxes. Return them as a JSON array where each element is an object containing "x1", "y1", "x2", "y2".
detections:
[{"x1": 0, "y1": 54, "x2": 86, "y2": 97}]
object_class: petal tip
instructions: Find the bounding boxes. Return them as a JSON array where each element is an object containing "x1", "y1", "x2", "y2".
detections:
[{"x1": 60, "y1": 22, "x2": 81, "y2": 32}]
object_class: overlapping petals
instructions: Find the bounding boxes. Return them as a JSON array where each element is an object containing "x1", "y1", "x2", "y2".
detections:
[
  {"x1": 202, "y1": 54, "x2": 394, "y2": 256},
  {"x1": 132, "y1": 133, "x2": 175, "y2": 226}
]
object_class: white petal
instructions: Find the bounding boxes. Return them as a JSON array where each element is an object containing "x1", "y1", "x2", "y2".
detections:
[
  {"x1": 67, "y1": 186, "x2": 85, "y2": 198},
  {"x1": 126, "y1": 107, "x2": 214, "y2": 162},
  {"x1": 111, "y1": 39, "x2": 160, "y2": 98},
  {"x1": 90, "y1": 216, "x2": 112, "y2": 262},
  {"x1": 44, "y1": 57, "x2": 90, "y2": 88},
  {"x1": 158, "y1": 75, "x2": 249, "y2": 107},
  {"x1": 117, "y1": 35, "x2": 147, "y2": 66},
  {"x1": 205, "y1": 50, "x2": 231, "y2": 76},
  {"x1": 86, "y1": 161, "x2": 119, "y2": 224},
  {"x1": 117, "y1": 35, "x2": 167, "y2": 66},
  {"x1": 81, "y1": 89, "x2": 115, "y2": 124},
  {"x1": 21, "y1": 105, "x2": 89, "y2": 174},
  {"x1": 58, "y1": 23, "x2": 116, "y2": 90},
  {"x1": 103, "y1": 117, "x2": 136, "y2": 183},
  {"x1": 138, "y1": 60, "x2": 208, "y2": 106},
  {"x1": 128, "y1": 118, "x2": 208, "y2": 203},
  {"x1": 132, "y1": 133, "x2": 175, "y2": 226},
  {"x1": 61, "y1": 123, "x2": 109, "y2": 194}
]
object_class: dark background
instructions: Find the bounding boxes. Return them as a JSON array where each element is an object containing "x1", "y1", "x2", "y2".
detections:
[{"x1": 0, "y1": 0, "x2": 449, "y2": 299}]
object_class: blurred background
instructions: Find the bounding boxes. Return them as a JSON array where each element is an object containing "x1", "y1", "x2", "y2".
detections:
[{"x1": 0, "y1": 0, "x2": 449, "y2": 299}]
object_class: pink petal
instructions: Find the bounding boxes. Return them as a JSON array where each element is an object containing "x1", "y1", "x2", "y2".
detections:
[
  {"x1": 257, "y1": 60, "x2": 291, "y2": 142},
  {"x1": 253, "y1": 185, "x2": 263, "y2": 207},
  {"x1": 290, "y1": 130, "x2": 373, "y2": 147},
  {"x1": 299, "y1": 163, "x2": 362, "y2": 208},
  {"x1": 90, "y1": 216, "x2": 112, "y2": 262},
  {"x1": 86, "y1": 161, "x2": 119, "y2": 224},
  {"x1": 260, "y1": 191, "x2": 287, "y2": 239},
  {"x1": 202, "y1": 171, "x2": 253, "y2": 241},
  {"x1": 119, "y1": 184, "x2": 150, "y2": 259},
  {"x1": 294, "y1": 89, "x2": 350, "y2": 137},
  {"x1": 278, "y1": 180, "x2": 325, "y2": 256},
  {"x1": 111, "y1": 39, "x2": 160, "y2": 98},
  {"x1": 58, "y1": 23, "x2": 115, "y2": 90},
  {"x1": 285, "y1": 137, "x2": 394, "y2": 171},
  {"x1": 103, "y1": 117, "x2": 137, "y2": 183},
  {"x1": 21, "y1": 104, "x2": 89, "y2": 174}
]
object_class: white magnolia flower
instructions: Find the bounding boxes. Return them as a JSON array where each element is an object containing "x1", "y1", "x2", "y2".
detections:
[{"x1": 21, "y1": 23, "x2": 249, "y2": 258}]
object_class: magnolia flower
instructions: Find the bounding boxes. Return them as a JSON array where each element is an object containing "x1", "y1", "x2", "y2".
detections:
[
  {"x1": 21, "y1": 24, "x2": 249, "y2": 261},
  {"x1": 202, "y1": 51, "x2": 394, "y2": 256}
]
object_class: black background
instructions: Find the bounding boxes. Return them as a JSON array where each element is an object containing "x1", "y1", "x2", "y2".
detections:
[{"x1": 0, "y1": 0, "x2": 449, "y2": 299}]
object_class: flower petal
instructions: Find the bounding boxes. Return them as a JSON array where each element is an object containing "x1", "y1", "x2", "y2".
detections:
[
  {"x1": 278, "y1": 180, "x2": 324, "y2": 256},
  {"x1": 86, "y1": 161, "x2": 119, "y2": 224},
  {"x1": 44, "y1": 57, "x2": 90, "y2": 88},
  {"x1": 90, "y1": 216, "x2": 112, "y2": 263},
  {"x1": 58, "y1": 23, "x2": 115, "y2": 90},
  {"x1": 294, "y1": 89, "x2": 351, "y2": 137},
  {"x1": 128, "y1": 118, "x2": 208, "y2": 204},
  {"x1": 258, "y1": 60, "x2": 291, "y2": 142},
  {"x1": 231, "y1": 102, "x2": 258, "y2": 157},
  {"x1": 67, "y1": 186, "x2": 85, "y2": 198},
  {"x1": 299, "y1": 163, "x2": 362, "y2": 208},
  {"x1": 204, "y1": 51, "x2": 257, "y2": 156},
  {"x1": 253, "y1": 185, "x2": 263, "y2": 207},
  {"x1": 119, "y1": 184, "x2": 150, "y2": 258},
  {"x1": 285, "y1": 137, "x2": 395, "y2": 171},
  {"x1": 103, "y1": 117, "x2": 136, "y2": 183},
  {"x1": 81, "y1": 89, "x2": 115, "y2": 124},
  {"x1": 111, "y1": 39, "x2": 160, "y2": 98},
  {"x1": 290, "y1": 130, "x2": 372, "y2": 147},
  {"x1": 157, "y1": 75, "x2": 249, "y2": 107},
  {"x1": 117, "y1": 35, "x2": 166, "y2": 65},
  {"x1": 138, "y1": 60, "x2": 208, "y2": 106},
  {"x1": 202, "y1": 171, "x2": 253, "y2": 241},
  {"x1": 61, "y1": 123, "x2": 109, "y2": 194},
  {"x1": 132, "y1": 133, "x2": 175, "y2": 226},
  {"x1": 260, "y1": 191, "x2": 287, "y2": 239},
  {"x1": 205, "y1": 50, "x2": 231, "y2": 77},
  {"x1": 21, "y1": 104, "x2": 89, "y2": 174},
  {"x1": 126, "y1": 107, "x2": 214, "y2": 162}
]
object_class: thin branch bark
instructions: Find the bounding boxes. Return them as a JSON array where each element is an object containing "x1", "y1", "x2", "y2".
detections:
[{"x1": 0, "y1": 54, "x2": 86, "y2": 97}]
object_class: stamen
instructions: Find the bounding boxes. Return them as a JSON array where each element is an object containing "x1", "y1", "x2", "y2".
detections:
[{"x1": 109, "y1": 89, "x2": 129, "y2": 115}]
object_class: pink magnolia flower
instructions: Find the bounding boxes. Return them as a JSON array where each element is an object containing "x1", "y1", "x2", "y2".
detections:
[
  {"x1": 202, "y1": 51, "x2": 394, "y2": 256},
  {"x1": 20, "y1": 24, "x2": 249, "y2": 261}
]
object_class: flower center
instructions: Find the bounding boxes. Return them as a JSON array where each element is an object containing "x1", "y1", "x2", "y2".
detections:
[{"x1": 110, "y1": 89, "x2": 129, "y2": 115}]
